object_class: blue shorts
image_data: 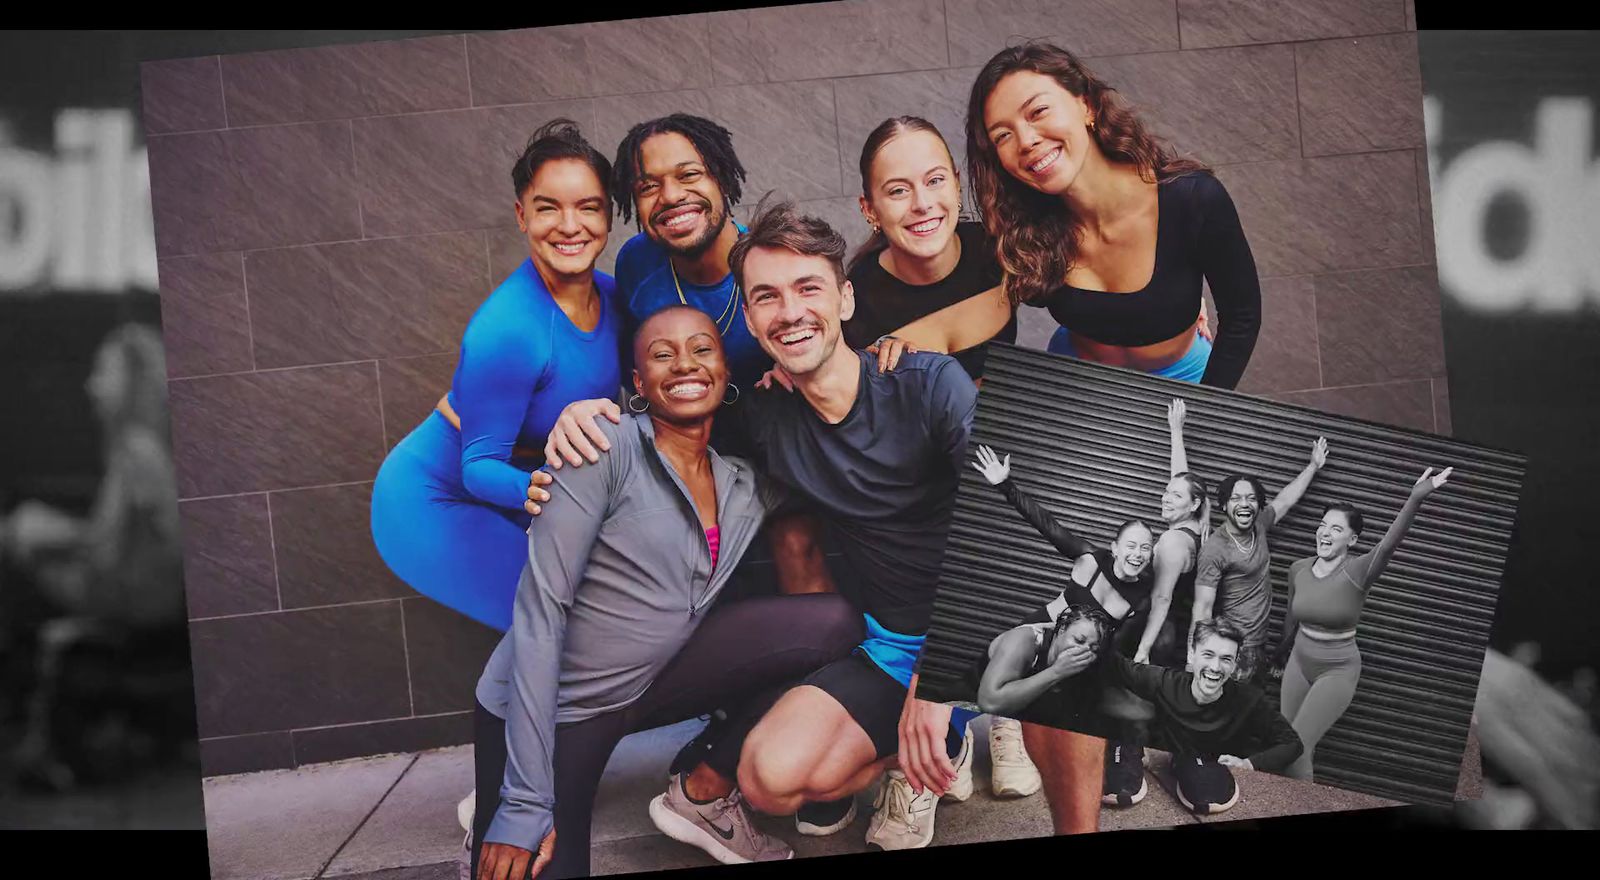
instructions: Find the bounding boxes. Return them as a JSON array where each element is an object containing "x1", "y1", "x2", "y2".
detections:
[{"x1": 1047, "y1": 328, "x2": 1212, "y2": 384}]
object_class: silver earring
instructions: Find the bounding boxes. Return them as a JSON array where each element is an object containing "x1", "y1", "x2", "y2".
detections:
[
  {"x1": 723, "y1": 383, "x2": 740, "y2": 405},
  {"x1": 627, "y1": 393, "x2": 649, "y2": 413}
]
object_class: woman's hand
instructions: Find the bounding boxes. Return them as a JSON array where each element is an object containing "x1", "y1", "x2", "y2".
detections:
[
  {"x1": 1196, "y1": 302, "x2": 1214, "y2": 342},
  {"x1": 525, "y1": 470, "x2": 554, "y2": 516},
  {"x1": 1048, "y1": 643, "x2": 1097, "y2": 680},
  {"x1": 1167, "y1": 399, "x2": 1186, "y2": 433},
  {"x1": 864, "y1": 336, "x2": 921, "y2": 373},
  {"x1": 971, "y1": 444, "x2": 1011, "y2": 486},
  {"x1": 543, "y1": 399, "x2": 622, "y2": 470},
  {"x1": 896, "y1": 681, "x2": 957, "y2": 798},
  {"x1": 1309, "y1": 437, "x2": 1329, "y2": 471},
  {"x1": 1217, "y1": 755, "x2": 1253, "y2": 771},
  {"x1": 1413, "y1": 466, "x2": 1454, "y2": 497},
  {"x1": 477, "y1": 829, "x2": 555, "y2": 880},
  {"x1": 1132, "y1": 649, "x2": 1150, "y2": 665},
  {"x1": 755, "y1": 365, "x2": 795, "y2": 393}
]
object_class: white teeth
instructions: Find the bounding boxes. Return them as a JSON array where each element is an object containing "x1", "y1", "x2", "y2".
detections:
[
  {"x1": 908, "y1": 218, "x2": 941, "y2": 234},
  {"x1": 553, "y1": 242, "x2": 586, "y2": 254},
  {"x1": 779, "y1": 330, "x2": 815, "y2": 344},
  {"x1": 1028, "y1": 147, "x2": 1061, "y2": 173},
  {"x1": 663, "y1": 211, "x2": 700, "y2": 228},
  {"x1": 667, "y1": 382, "x2": 708, "y2": 398}
]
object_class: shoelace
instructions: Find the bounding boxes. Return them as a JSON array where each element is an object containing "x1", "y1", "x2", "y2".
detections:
[
  {"x1": 706, "y1": 789, "x2": 775, "y2": 848},
  {"x1": 991, "y1": 723, "x2": 1027, "y2": 765},
  {"x1": 881, "y1": 774, "x2": 923, "y2": 833}
]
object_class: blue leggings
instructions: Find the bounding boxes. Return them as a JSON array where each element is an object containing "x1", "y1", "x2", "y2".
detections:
[
  {"x1": 1047, "y1": 328, "x2": 1212, "y2": 384},
  {"x1": 371, "y1": 411, "x2": 532, "y2": 633}
]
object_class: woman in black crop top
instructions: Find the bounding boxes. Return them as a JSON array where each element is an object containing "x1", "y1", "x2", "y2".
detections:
[
  {"x1": 964, "y1": 42, "x2": 1262, "y2": 389},
  {"x1": 841, "y1": 116, "x2": 1017, "y2": 384},
  {"x1": 1144, "y1": 400, "x2": 1212, "y2": 670}
]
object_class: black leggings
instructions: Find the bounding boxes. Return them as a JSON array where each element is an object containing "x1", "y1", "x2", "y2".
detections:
[{"x1": 471, "y1": 593, "x2": 863, "y2": 880}]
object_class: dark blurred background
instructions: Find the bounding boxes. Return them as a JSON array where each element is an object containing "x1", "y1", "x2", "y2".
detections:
[{"x1": 1, "y1": 14, "x2": 1596, "y2": 845}]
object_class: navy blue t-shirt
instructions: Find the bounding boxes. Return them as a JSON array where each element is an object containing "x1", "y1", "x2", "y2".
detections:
[{"x1": 731, "y1": 350, "x2": 977, "y2": 635}]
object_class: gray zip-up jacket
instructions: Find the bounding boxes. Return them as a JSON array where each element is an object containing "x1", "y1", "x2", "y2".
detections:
[{"x1": 475, "y1": 413, "x2": 784, "y2": 850}]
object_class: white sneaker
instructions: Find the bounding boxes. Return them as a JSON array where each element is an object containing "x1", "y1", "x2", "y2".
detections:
[
  {"x1": 989, "y1": 717, "x2": 1042, "y2": 798},
  {"x1": 649, "y1": 772, "x2": 794, "y2": 864},
  {"x1": 457, "y1": 789, "x2": 475, "y2": 834},
  {"x1": 943, "y1": 726, "x2": 975, "y2": 803},
  {"x1": 864, "y1": 769, "x2": 937, "y2": 850}
]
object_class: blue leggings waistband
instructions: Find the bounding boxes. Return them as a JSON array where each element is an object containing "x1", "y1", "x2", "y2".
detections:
[{"x1": 1047, "y1": 328, "x2": 1212, "y2": 384}]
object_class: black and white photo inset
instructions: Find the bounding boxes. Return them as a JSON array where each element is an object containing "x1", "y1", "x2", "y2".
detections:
[{"x1": 915, "y1": 343, "x2": 1524, "y2": 811}]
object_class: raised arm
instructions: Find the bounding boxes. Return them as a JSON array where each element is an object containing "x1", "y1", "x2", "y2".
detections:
[
  {"x1": 1135, "y1": 533, "x2": 1189, "y2": 663},
  {"x1": 976, "y1": 626, "x2": 1096, "y2": 717},
  {"x1": 483, "y1": 427, "x2": 620, "y2": 854},
  {"x1": 1348, "y1": 467, "x2": 1454, "y2": 588},
  {"x1": 971, "y1": 445, "x2": 1095, "y2": 561},
  {"x1": 1168, "y1": 399, "x2": 1190, "y2": 476},
  {"x1": 1193, "y1": 174, "x2": 1262, "y2": 390},
  {"x1": 1267, "y1": 437, "x2": 1329, "y2": 525}
]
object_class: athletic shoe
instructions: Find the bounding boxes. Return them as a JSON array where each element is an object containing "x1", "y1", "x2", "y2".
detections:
[
  {"x1": 1102, "y1": 742, "x2": 1148, "y2": 807},
  {"x1": 458, "y1": 829, "x2": 471, "y2": 880},
  {"x1": 795, "y1": 796, "x2": 857, "y2": 836},
  {"x1": 988, "y1": 717, "x2": 1042, "y2": 798},
  {"x1": 943, "y1": 725, "x2": 975, "y2": 803},
  {"x1": 457, "y1": 789, "x2": 474, "y2": 834},
  {"x1": 864, "y1": 769, "x2": 937, "y2": 850},
  {"x1": 649, "y1": 772, "x2": 794, "y2": 864},
  {"x1": 1172, "y1": 754, "x2": 1240, "y2": 815},
  {"x1": 668, "y1": 710, "x2": 728, "y2": 779}
]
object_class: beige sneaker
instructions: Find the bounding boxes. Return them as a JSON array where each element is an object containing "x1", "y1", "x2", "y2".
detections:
[
  {"x1": 943, "y1": 726, "x2": 975, "y2": 803},
  {"x1": 989, "y1": 717, "x2": 1042, "y2": 798},
  {"x1": 864, "y1": 769, "x2": 938, "y2": 850},
  {"x1": 649, "y1": 772, "x2": 794, "y2": 864}
]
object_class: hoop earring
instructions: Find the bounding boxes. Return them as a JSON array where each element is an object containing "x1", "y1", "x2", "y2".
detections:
[
  {"x1": 627, "y1": 393, "x2": 649, "y2": 413},
  {"x1": 723, "y1": 383, "x2": 740, "y2": 405}
]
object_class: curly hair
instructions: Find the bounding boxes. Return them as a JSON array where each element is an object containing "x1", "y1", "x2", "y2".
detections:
[
  {"x1": 1054, "y1": 603, "x2": 1114, "y2": 655},
  {"x1": 964, "y1": 41, "x2": 1209, "y2": 307},
  {"x1": 611, "y1": 113, "x2": 747, "y2": 227}
]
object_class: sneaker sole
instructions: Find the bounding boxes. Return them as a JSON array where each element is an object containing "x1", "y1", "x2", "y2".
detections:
[
  {"x1": 1174, "y1": 780, "x2": 1240, "y2": 815},
  {"x1": 796, "y1": 800, "x2": 857, "y2": 836},
  {"x1": 991, "y1": 771, "x2": 1042, "y2": 798},
  {"x1": 648, "y1": 794, "x2": 793, "y2": 864},
  {"x1": 1101, "y1": 775, "x2": 1148, "y2": 807}
]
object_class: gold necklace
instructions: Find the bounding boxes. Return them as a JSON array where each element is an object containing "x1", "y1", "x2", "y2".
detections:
[
  {"x1": 670, "y1": 260, "x2": 740, "y2": 336},
  {"x1": 1227, "y1": 526, "x2": 1256, "y2": 556}
]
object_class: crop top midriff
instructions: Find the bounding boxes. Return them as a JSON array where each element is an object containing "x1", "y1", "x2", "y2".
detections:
[{"x1": 1039, "y1": 171, "x2": 1262, "y2": 389}]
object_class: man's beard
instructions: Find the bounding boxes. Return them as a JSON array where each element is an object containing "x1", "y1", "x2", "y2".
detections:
[{"x1": 652, "y1": 200, "x2": 730, "y2": 261}]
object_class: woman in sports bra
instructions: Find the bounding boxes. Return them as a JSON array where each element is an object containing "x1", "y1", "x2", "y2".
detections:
[
  {"x1": 1267, "y1": 465, "x2": 1455, "y2": 783},
  {"x1": 975, "y1": 604, "x2": 1115, "y2": 728},
  {"x1": 841, "y1": 116, "x2": 1016, "y2": 384},
  {"x1": 965, "y1": 41, "x2": 1262, "y2": 388}
]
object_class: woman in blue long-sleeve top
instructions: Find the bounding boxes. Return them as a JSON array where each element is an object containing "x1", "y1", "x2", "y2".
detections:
[{"x1": 371, "y1": 119, "x2": 623, "y2": 633}]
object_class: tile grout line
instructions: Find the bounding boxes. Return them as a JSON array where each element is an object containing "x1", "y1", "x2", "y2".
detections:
[
  {"x1": 191, "y1": 595, "x2": 403, "y2": 624},
  {"x1": 1310, "y1": 274, "x2": 1324, "y2": 389},
  {"x1": 400, "y1": 599, "x2": 417, "y2": 717},
  {"x1": 374, "y1": 359, "x2": 390, "y2": 453},
  {"x1": 264, "y1": 492, "x2": 283, "y2": 611},
  {"x1": 350, "y1": 120, "x2": 367, "y2": 240},
  {"x1": 179, "y1": 479, "x2": 376, "y2": 506},
  {"x1": 314, "y1": 752, "x2": 422, "y2": 879},
  {"x1": 216, "y1": 55, "x2": 230, "y2": 129},
  {"x1": 1292, "y1": 42, "x2": 1305, "y2": 159},
  {"x1": 239, "y1": 251, "x2": 258, "y2": 372},
  {"x1": 462, "y1": 33, "x2": 476, "y2": 109}
]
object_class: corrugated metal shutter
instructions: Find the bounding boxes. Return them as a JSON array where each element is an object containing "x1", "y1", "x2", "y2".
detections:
[{"x1": 918, "y1": 343, "x2": 1524, "y2": 807}]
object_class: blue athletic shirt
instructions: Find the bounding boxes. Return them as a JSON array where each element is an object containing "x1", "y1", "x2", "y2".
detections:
[
  {"x1": 445, "y1": 259, "x2": 623, "y2": 511},
  {"x1": 613, "y1": 224, "x2": 771, "y2": 390}
]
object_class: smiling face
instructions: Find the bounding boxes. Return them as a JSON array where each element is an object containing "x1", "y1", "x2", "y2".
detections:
[
  {"x1": 1315, "y1": 509, "x2": 1360, "y2": 561},
  {"x1": 515, "y1": 158, "x2": 610, "y2": 280},
  {"x1": 1048, "y1": 617, "x2": 1104, "y2": 664},
  {"x1": 1223, "y1": 478, "x2": 1261, "y2": 534},
  {"x1": 1189, "y1": 632, "x2": 1239, "y2": 701},
  {"x1": 1160, "y1": 477, "x2": 1201, "y2": 526},
  {"x1": 983, "y1": 70, "x2": 1097, "y2": 198},
  {"x1": 633, "y1": 131, "x2": 731, "y2": 259},
  {"x1": 632, "y1": 307, "x2": 730, "y2": 425},
  {"x1": 740, "y1": 246, "x2": 854, "y2": 377},
  {"x1": 1112, "y1": 522, "x2": 1154, "y2": 578},
  {"x1": 860, "y1": 129, "x2": 964, "y2": 264}
]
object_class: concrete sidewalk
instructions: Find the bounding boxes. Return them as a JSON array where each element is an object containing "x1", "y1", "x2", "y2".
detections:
[{"x1": 203, "y1": 715, "x2": 1403, "y2": 880}]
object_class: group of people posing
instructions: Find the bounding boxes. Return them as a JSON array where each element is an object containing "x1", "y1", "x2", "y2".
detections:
[
  {"x1": 970, "y1": 401, "x2": 1454, "y2": 814},
  {"x1": 368, "y1": 42, "x2": 1275, "y2": 879}
]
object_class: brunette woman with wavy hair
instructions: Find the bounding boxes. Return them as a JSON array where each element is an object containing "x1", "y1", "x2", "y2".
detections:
[{"x1": 965, "y1": 42, "x2": 1262, "y2": 389}]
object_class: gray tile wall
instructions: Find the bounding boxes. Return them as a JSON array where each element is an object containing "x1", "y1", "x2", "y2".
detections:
[{"x1": 143, "y1": 3, "x2": 1440, "y2": 776}]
